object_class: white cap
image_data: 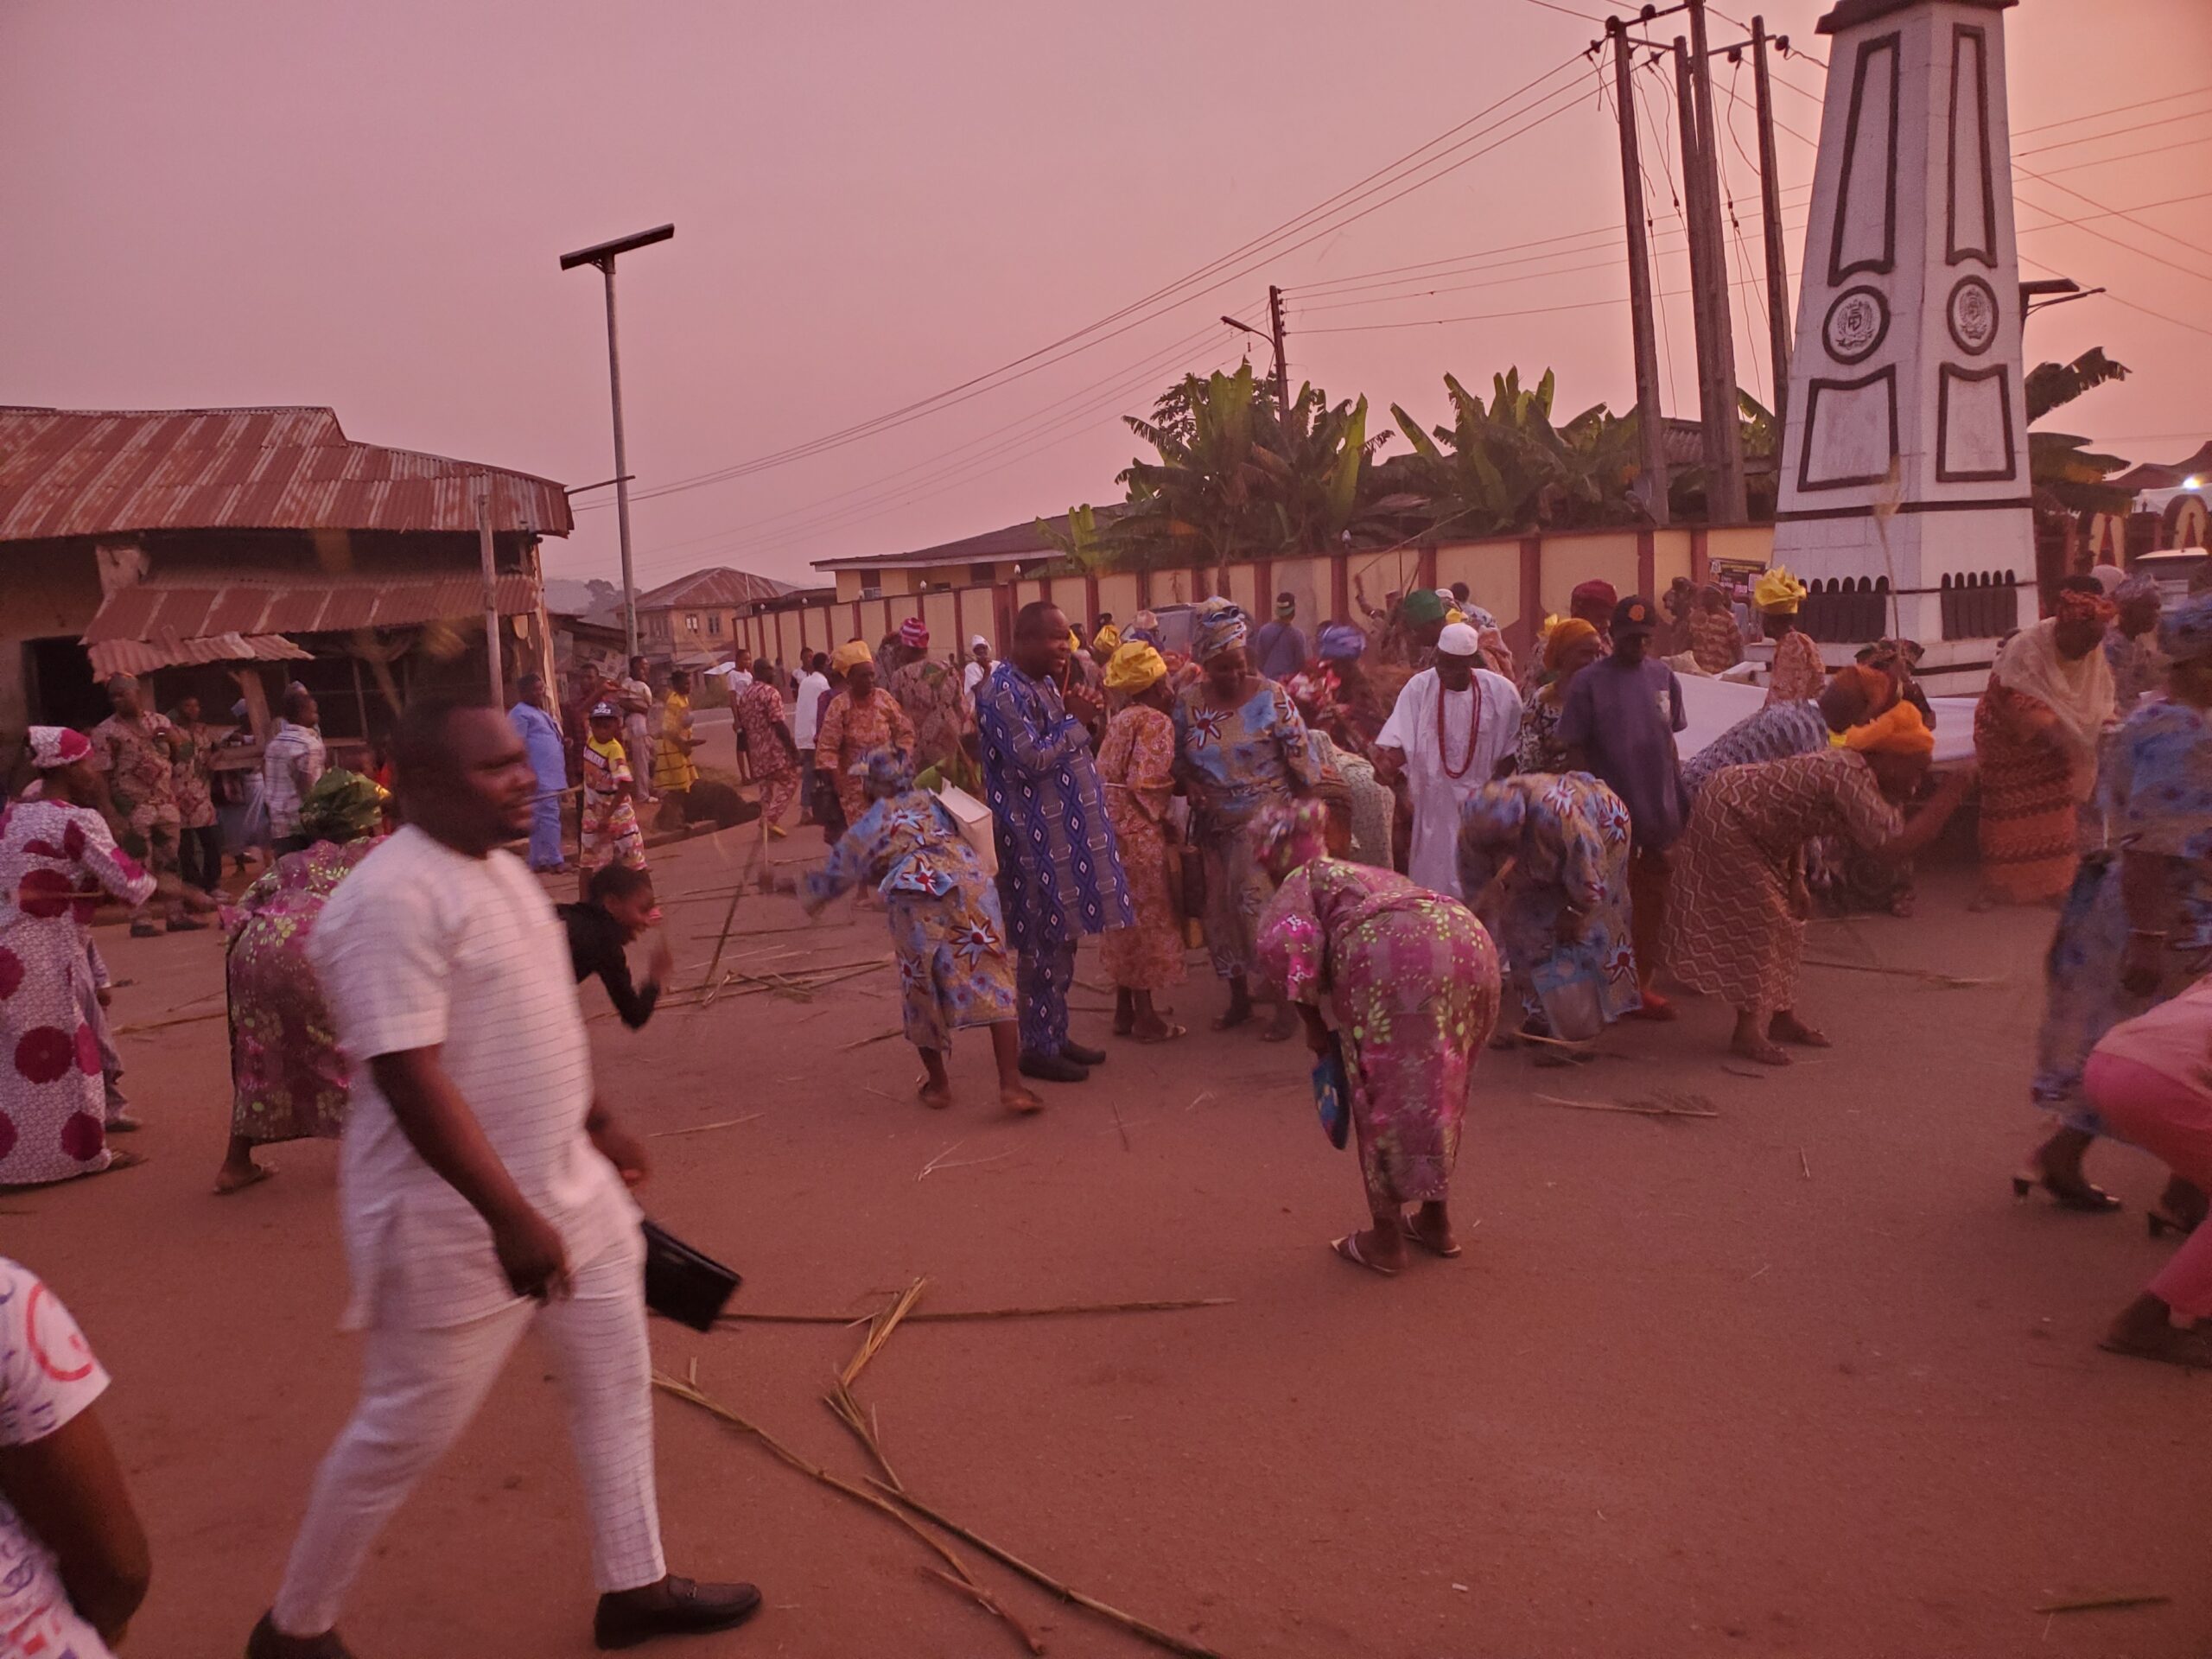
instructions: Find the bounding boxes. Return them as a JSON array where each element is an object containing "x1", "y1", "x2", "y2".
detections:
[
  {"x1": 1437, "y1": 621, "x2": 1483, "y2": 657},
  {"x1": 970, "y1": 634, "x2": 989, "y2": 651}
]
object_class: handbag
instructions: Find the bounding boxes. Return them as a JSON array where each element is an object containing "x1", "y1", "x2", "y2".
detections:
[
  {"x1": 640, "y1": 1218, "x2": 743, "y2": 1332},
  {"x1": 1310, "y1": 1032, "x2": 1353, "y2": 1150}
]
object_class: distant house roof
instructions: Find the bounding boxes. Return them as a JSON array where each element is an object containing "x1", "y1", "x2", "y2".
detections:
[
  {"x1": 810, "y1": 517, "x2": 1072, "y2": 573},
  {"x1": 0, "y1": 406, "x2": 573, "y2": 543},
  {"x1": 2113, "y1": 439, "x2": 2212, "y2": 493},
  {"x1": 632, "y1": 566, "x2": 797, "y2": 610}
]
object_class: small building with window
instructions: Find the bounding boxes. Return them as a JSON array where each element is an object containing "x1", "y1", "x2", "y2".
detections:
[{"x1": 632, "y1": 567, "x2": 795, "y2": 667}]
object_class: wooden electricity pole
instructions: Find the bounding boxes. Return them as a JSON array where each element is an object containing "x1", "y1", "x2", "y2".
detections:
[
  {"x1": 1751, "y1": 16, "x2": 1794, "y2": 474},
  {"x1": 1674, "y1": 10, "x2": 1749, "y2": 524},
  {"x1": 475, "y1": 476, "x2": 504, "y2": 708},
  {"x1": 1267, "y1": 285, "x2": 1292, "y2": 418},
  {"x1": 1610, "y1": 19, "x2": 1670, "y2": 525}
]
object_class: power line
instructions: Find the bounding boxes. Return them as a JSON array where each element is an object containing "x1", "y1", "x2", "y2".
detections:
[
  {"x1": 2016, "y1": 104, "x2": 2212, "y2": 158},
  {"x1": 1300, "y1": 276, "x2": 1770, "y2": 334},
  {"x1": 599, "y1": 52, "x2": 1594, "y2": 506},
  {"x1": 2012, "y1": 82, "x2": 2212, "y2": 137},
  {"x1": 614, "y1": 320, "x2": 1230, "y2": 568}
]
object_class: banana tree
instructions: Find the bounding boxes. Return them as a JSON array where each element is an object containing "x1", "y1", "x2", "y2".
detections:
[{"x1": 2026, "y1": 347, "x2": 2133, "y2": 518}]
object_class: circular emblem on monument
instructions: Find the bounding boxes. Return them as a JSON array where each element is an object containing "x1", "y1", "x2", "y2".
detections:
[
  {"x1": 1822, "y1": 285, "x2": 1889, "y2": 364},
  {"x1": 1947, "y1": 276, "x2": 1999, "y2": 355}
]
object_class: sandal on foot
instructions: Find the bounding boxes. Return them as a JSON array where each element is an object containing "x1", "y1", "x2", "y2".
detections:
[
  {"x1": 1400, "y1": 1217, "x2": 1463, "y2": 1258},
  {"x1": 1330, "y1": 1234, "x2": 1397, "y2": 1276},
  {"x1": 1001, "y1": 1088, "x2": 1045, "y2": 1116},
  {"x1": 1132, "y1": 1023, "x2": 1187, "y2": 1045},
  {"x1": 2099, "y1": 1325, "x2": 2212, "y2": 1370},
  {"x1": 213, "y1": 1164, "x2": 274, "y2": 1196},
  {"x1": 2012, "y1": 1169, "x2": 2121, "y2": 1213}
]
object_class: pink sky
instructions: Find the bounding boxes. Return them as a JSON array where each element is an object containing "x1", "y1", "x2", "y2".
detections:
[{"x1": 3, "y1": 1, "x2": 2206, "y2": 592}]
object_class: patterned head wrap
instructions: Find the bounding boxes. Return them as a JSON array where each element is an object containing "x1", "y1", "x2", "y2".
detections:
[
  {"x1": 1400, "y1": 588, "x2": 1447, "y2": 626},
  {"x1": 1315, "y1": 621, "x2": 1367, "y2": 662},
  {"x1": 1122, "y1": 609, "x2": 1162, "y2": 648},
  {"x1": 1545, "y1": 615, "x2": 1599, "y2": 654},
  {"x1": 2055, "y1": 587, "x2": 2114, "y2": 627},
  {"x1": 1753, "y1": 566, "x2": 1808, "y2": 614},
  {"x1": 1463, "y1": 605, "x2": 1500, "y2": 633},
  {"x1": 2113, "y1": 573, "x2": 2159, "y2": 610},
  {"x1": 299, "y1": 768, "x2": 388, "y2": 843},
  {"x1": 1103, "y1": 641, "x2": 1167, "y2": 695},
  {"x1": 1251, "y1": 797, "x2": 1332, "y2": 882},
  {"x1": 1569, "y1": 578, "x2": 1618, "y2": 617},
  {"x1": 1843, "y1": 698, "x2": 1934, "y2": 757},
  {"x1": 2158, "y1": 591, "x2": 2212, "y2": 664},
  {"x1": 852, "y1": 746, "x2": 916, "y2": 797},
  {"x1": 830, "y1": 639, "x2": 874, "y2": 674},
  {"x1": 27, "y1": 726, "x2": 92, "y2": 770},
  {"x1": 1193, "y1": 597, "x2": 1249, "y2": 661},
  {"x1": 898, "y1": 616, "x2": 929, "y2": 649}
]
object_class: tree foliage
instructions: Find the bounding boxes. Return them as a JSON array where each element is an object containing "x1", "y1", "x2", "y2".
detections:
[{"x1": 2026, "y1": 348, "x2": 2133, "y2": 519}]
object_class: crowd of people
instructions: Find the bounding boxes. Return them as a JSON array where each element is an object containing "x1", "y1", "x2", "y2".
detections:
[{"x1": 3, "y1": 556, "x2": 2210, "y2": 1652}]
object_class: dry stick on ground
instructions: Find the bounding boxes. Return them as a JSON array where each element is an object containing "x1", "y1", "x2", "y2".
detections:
[
  {"x1": 652, "y1": 1373, "x2": 1038, "y2": 1656},
  {"x1": 646, "y1": 1113, "x2": 764, "y2": 1140},
  {"x1": 721, "y1": 1297, "x2": 1234, "y2": 1326},
  {"x1": 1800, "y1": 1148, "x2": 1812, "y2": 1180},
  {"x1": 918, "y1": 1567, "x2": 1047, "y2": 1656},
  {"x1": 114, "y1": 1007, "x2": 228, "y2": 1036},
  {"x1": 841, "y1": 1278, "x2": 929, "y2": 1389},
  {"x1": 869, "y1": 1478, "x2": 1229, "y2": 1659},
  {"x1": 1801, "y1": 956, "x2": 1997, "y2": 990},
  {"x1": 1531, "y1": 1094, "x2": 1720, "y2": 1121},
  {"x1": 824, "y1": 1381, "x2": 904, "y2": 1490},
  {"x1": 843, "y1": 1027, "x2": 906, "y2": 1052},
  {"x1": 1109, "y1": 1095, "x2": 1132, "y2": 1152},
  {"x1": 2031, "y1": 1594, "x2": 2170, "y2": 1615}
]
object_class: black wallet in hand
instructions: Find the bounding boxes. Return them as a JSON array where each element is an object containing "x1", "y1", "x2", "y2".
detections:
[{"x1": 641, "y1": 1218, "x2": 742, "y2": 1332}]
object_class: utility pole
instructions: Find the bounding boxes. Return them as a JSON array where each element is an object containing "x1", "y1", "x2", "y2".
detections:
[
  {"x1": 474, "y1": 476, "x2": 504, "y2": 709},
  {"x1": 1610, "y1": 19, "x2": 1670, "y2": 526},
  {"x1": 1751, "y1": 16, "x2": 1793, "y2": 473},
  {"x1": 560, "y1": 223, "x2": 674, "y2": 662},
  {"x1": 1674, "y1": 18, "x2": 1748, "y2": 524},
  {"x1": 1267, "y1": 284, "x2": 1292, "y2": 418}
]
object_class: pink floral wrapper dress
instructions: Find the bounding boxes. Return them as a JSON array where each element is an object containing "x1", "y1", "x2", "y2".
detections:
[
  {"x1": 1258, "y1": 857, "x2": 1500, "y2": 1210},
  {"x1": 0, "y1": 799, "x2": 156, "y2": 1185},
  {"x1": 225, "y1": 838, "x2": 376, "y2": 1147}
]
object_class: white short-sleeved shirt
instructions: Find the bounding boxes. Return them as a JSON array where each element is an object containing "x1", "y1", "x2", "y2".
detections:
[
  {"x1": 0, "y1": 1259, "x2": 115, "y2": 1659},
  {"x1": 308, "y1": 825, "x2": 635, "y2": 1330},
  {"x1": 793, "y1": 672, "x2": 830, "y2": 749}
]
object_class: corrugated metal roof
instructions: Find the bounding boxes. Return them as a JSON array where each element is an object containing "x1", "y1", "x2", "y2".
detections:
[
  {"x1": 80, "y1": 574, "x2": 543, "y2": 644},
  {"x1": 87, "y1": 632, "x2": 314, "y2": 679},
  {"x1": 632, "y1": 565, "x2": 797, "y2": 609},
  {"x1": 809, "y1": 516, "x2": 1072, "y2": 572},
  {"x1": 0, "y1": 407, "x2": 574, "y2": 542}
]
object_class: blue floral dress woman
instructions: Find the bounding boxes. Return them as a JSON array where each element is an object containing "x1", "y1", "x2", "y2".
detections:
[
  {"x1": 2027, "y1": 603, "x2": 2212, "y2": 1215},
  {"x1": 804, "y1": 749, "x2": 1039, "y2": 1113}
]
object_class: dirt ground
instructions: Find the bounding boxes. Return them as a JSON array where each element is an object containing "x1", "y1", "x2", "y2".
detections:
[{"x1": 15, "y1": 791, "x2": 2209, "y2": 1659}]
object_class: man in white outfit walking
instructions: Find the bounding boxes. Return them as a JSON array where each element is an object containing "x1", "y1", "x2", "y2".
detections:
[{"x1": 247, "y1": 699, "x2": 759, "y2": 1658}]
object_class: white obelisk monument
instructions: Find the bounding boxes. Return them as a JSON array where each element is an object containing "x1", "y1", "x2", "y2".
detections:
[{"x1": 1770, "y1": 0, "x2": 2031, "y2": 690}]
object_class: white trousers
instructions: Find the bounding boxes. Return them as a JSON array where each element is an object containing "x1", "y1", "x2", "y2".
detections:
[{"x1": 271, "y1": 1230, "x2": 665, "y2": 1636}]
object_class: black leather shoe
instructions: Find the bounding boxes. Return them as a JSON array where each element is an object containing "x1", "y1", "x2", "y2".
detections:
[
  {"x1": 1060, "y1": 1040, "x2": 1107, "y2": 1067},
  {"x1": 1019, "y1": 1051, "x2": 1089, "y2": 1084},
  {"x1": 245, "y1": 1612, "x2": 356, "y2": 1659},
  {"x1": 594, "y1": 1577, "x2": 762, "y2": 1649}
]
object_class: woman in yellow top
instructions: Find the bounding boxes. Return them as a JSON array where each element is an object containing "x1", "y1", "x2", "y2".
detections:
[{"x1": 653, "y1": 667, "x2": 701, "y2": 798}]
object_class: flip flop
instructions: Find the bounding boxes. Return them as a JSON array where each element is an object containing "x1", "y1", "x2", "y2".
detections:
[
  {"x1": 1400, "y1": 1217, "x2": 1463, "y2": 1258},
  {"x1": 1330, "y1": 1234, "x2": 1396, "y2": 1276},
  {"x1": 213, "y1": 1165, "x2": 276, "y2": 1196},
  {"x1": 1133, "y1": 1023, "x2": 1188, "y2": 1045}
]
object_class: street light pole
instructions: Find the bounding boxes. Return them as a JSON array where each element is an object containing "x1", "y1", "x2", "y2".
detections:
[{"x1": 560, "y1": 223, "x2": 674, "y2": 661}]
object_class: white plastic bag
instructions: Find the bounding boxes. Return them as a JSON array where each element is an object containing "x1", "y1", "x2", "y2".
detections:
[{"x1": 933, "y1": 783, "x2": 997, "y2": 879}]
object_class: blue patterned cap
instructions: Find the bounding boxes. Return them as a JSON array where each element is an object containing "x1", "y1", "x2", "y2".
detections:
[{"x1": 1315, "y1": 621, "x2": 1367, "y2": 662}]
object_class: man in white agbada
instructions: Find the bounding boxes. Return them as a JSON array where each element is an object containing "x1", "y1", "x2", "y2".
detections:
[{"x1": 1375, "y1": 621, "x2": 1522, "y2": 898}]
